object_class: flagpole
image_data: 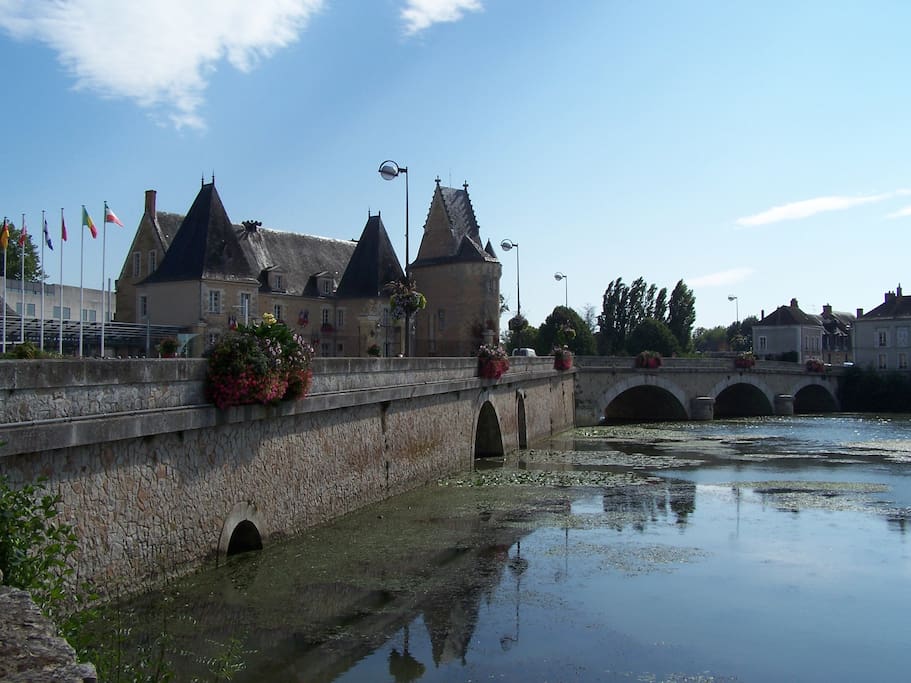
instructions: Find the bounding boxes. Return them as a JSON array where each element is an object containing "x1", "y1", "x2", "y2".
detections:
[
  {"x1": 79, "y1": 206, "x2": 85, "y2": 357},
  {"x1": 40, "y1": 210, "x2": 46, "y2": 351},
  {"x1": 59, "y1": 208, "x2": 65, "y2": 355},
  {"x1": 20, "y1": 214, "x2": 26, "y2": 344},
  {"x1": 101, "y1": 201, "x2": 107, "y2": 356},
  {"x1": 2, "y1": 218, "x2": 7, "y2": 354}
]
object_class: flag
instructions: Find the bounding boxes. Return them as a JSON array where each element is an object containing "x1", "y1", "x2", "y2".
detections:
[
  {"x1": 0, "y1": 218, "x2": 8, "y2": 251},
  {"x1": 61, "y1": 211, "x2": 68, "y2": 242},
  {"x1": 18, "y1": 217, "x2": 27, "y2": 247},
  {"x1": 43, "y1": 216, "x2": 53, "y2": 250},
  {"x1": 82, "y1": 206, "x2": 97, "y2": 238},
  {"x1": 104, "y1": 203, "x2": 124, "y2": 227}
]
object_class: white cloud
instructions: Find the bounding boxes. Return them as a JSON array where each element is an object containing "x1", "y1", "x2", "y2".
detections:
[
  {"x1": 0, "y1": 0, "x2": 324, "y2": 129},
  {"x1": 734, "y1": 192, "x2": 902, "y2": 228},
  {"x1": 401, "y1": 0, "x2": 482, "y2": 35},
  {"x1": 689, "y1": 267, "x2": 754, "y2": 289},
  {"x1": 886, "y1": 205, "x2": 911, "y2": 219}
]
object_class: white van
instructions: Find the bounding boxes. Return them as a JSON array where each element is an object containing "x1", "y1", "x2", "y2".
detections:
[{"x1": 512, "y1": 348, "x2": 537, "y2": 357}]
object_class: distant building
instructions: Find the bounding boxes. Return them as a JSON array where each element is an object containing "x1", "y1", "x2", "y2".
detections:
[
  {"x1": 115, "y1": 179, "x2": 501, "y2": 357},
  {"x1": 819, "y1": 304, "x2": 855, "y2": 365},
  {"x1": 853, "y1": 285, "x2": 911, "y2": 371},
  {"x1": 753, "y1": 298, "x2": 823, "y2": 363}
]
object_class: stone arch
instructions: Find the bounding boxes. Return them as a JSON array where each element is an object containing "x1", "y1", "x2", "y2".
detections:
[
  {"x1": 792, "y1": 379, "x2": 839, "y2": 413},
  {"x1": 599, "y1": 375, "x2": 689, "y2": 421},
  {"x1": 473, "y1": 394, "x2": 505, "y2": 459},
  {"x1": 218, "y1": 501, "x2": 266, "y2": 560},
  {"x1": 516, "y1": 389, "x2": 528, "y2": 449},
  {"x1": 709, "y1": 376, "x2": 775, "y2": 417}
]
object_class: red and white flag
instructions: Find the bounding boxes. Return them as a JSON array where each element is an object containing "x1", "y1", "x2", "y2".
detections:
[{"x1": 104, "y1": 203, "x2": 124, "y2": 227}]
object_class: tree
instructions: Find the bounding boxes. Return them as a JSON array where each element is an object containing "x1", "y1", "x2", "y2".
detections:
[
  {"x1": 598, "y1": 277, "x2": 628, "y2": 355},
  {"x1": 537, "y1": 306, "x2": 597, "y2": 356},
  {"x1": 626, "y1": 318, "x2": 680, "y2": 357},
  {"x1": 504, "y1": 324, "x2": 538, "y2": 354},
  {"x1": 667, "y1": 279, "x2": 696, "y2": 352},
  {"x1": 693, "y1": 325, "x2": 728, "y2": 353},
  {"x1": 581, "y1": 303, "x2": 598, "y2": 334},
  {"x1": 0, "y1": 222, "x2": 41, "y2": 281}
]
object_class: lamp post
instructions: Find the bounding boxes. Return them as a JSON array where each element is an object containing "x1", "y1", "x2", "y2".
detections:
[
  {"x1": 728, "y1": 295, "x2": 739, "y2": 325},
  {"x1": 554, "y1": 272, "x2": 568, "y2": 308},
  {"x1": 500, "y1": 239, "x2": 520, "y2": 317},
  {"x1": 379, "y1": 160, "x2": 412, "y2": 356}
]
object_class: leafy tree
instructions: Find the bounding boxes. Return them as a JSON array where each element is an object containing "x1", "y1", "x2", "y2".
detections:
[
  {"x1": 503, "y1": 324, "x2": 538, "y2": 353},
  {"x1": 0, "y1": 222, "x2": 41, "y2": 281},
  {"x1": 693, "y1": 325, "x2": 728, "y2": 353},
  {"x1": 653, "y1": 286, "x2": 668, "y2": 321},
  {"x1": 598, "y1": 277, "x2": 628, "y2": 355},
  {"x1": 537, "y1": 306, "x2": 597, "y2": 356},
  {"x1": 667, "y1": 279, "x2": 696, "y2": 352},
  {"x1": 626, "y1": 318, "x2": 680, "y2": 357},
  {"x1": 581, "y1": 303, "x2": 598, "y2": 334}
]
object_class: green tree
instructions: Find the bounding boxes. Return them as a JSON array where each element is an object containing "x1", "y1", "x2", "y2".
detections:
[
  {"x1": 653, "y1": 286, "x2": 668, "y2": 322},
  {"x1": 693, "y1": 325, "x2": 728, "y2": 353},
  {"x1": 667, "y1": 279, "x2": 696, "y2": 352},
  {"x1": 537, "y1": 306, "x2": 597, "y2": 356},
  {"x1": 503, "y1": 324, "x2": 538, "y2": 353},
  {"x1": 597, "y1": 277, "x2": 628, "y2": 355},
  {"x1": 626, "y1": 318, "x2": 680, "y2": 357},
  {"x1": 1, "y1": 221, "x2": 41, "y2": 281}
]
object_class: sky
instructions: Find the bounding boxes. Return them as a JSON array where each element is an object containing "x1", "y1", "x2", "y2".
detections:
[{"x1": 2, "y1": 0, "x2": 911, "y2": 333}]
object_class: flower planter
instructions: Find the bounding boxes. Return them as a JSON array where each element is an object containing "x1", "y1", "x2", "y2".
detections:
[
  {"x1": 734, "y1": 358, "x2": 755, "y2": 369},
  {"x1": 554, "y1": 354, "x2": 573, "y2": 371},
  {"x1": 478, "y1": 358, "x2": 509, "y2": 379},
  {"x1": 635, "y1": 351, "x2": 662, "y2": 369}
]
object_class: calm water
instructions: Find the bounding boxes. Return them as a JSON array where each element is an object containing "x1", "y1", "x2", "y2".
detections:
[{"x1": 90, "y1": 415, "x2": 911, "y2": 682}]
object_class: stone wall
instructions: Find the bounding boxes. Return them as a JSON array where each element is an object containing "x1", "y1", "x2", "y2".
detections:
[{"x1": 0, "y1": 357, "x2": 574, "y2": 599}]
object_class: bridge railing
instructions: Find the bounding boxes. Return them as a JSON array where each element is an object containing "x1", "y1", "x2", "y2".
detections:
[{"x1": 574, "y1": 355, "x2": 843, "y2": 375}]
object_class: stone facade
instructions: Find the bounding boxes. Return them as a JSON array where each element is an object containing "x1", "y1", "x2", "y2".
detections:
[{"x1": 0, "y1": 357, "x2": 573, "y2": 599}]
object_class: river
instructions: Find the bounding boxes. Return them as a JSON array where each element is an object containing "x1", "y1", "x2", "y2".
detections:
[{"x1": 85, "y1": 414, "x2": 911, "y2": 682}]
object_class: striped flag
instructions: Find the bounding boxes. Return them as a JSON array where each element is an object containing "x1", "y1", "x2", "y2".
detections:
[
  {"x1": 82, "y1": 206, "x2": 97, "y2": 238},
  {"x1": 43, "y1": 216, "x2": 53, "y2": 250},
  {"x1": 104, "y1": 203, "x2": 124, "y2": 227},
  {"x1": 0, "y1": 218, "x2": 9, "y2": 251}
]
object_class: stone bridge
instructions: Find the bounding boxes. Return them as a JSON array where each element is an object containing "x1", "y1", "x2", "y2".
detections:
[
  {"x1": 574, "y1": 356, "x2": 841, "y2": 425},
  {"x1": 0, "y1": 357, "x2": 573, "y2": 598}
]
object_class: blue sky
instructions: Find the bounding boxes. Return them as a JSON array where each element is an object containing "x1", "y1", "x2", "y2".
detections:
[{"x1": 2, "y1": 0, "x2": 911, "y2": 332}]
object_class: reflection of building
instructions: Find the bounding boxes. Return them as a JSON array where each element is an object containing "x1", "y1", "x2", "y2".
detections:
[
  {"x1": 854, "y1": 285, "x2": 911, "y2": 371},
  {"x1": 115, "y1": 179, "x2": 502, "y2": 357}
]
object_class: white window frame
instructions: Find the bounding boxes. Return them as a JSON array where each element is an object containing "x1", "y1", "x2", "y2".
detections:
[
  {"x1": 148, "y1": 250, "x2": 157, "y2": 273},
  {"x1": 208, "y1": 290, "x2": 221, "y2": 314}
]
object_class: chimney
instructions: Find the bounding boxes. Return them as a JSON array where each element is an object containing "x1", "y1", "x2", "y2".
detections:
[
  {"x1": 857, "y1": 308, "x2": 864, "y2": 318},
  {"x1": 790, "y1": 298, "x2": 798, "y2": 308},
  {"x1": 823, "y1": 304, "x2": 832, "y2": 316},
  {"x1": 898, "y1": 284, "x2": 903, "y2": 298},
  {"x1": 885, "y1": 291, "x2": 895, "y2": 303},
  {"x1": 144, "y1": 189, "x2": 157, "y2": 217}
]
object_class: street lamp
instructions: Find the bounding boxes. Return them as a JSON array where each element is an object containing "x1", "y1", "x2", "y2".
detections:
[
  {"x1": 554, "y1": 272, "x2": 568, "y2": 308},
  {"x1": 379, "y1": 160, "x2": 412, "y2": 356},
  {"x1": 728, "y1": 295, "x2": 739, "y2": 325},
  {"x1": 500, "y1": 239, "x2": 520, "y2": 317}
]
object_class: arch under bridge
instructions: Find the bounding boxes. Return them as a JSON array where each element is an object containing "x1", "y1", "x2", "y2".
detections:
[{"x1": 573, "y1": 357, "x2": 841, "y2": 425}]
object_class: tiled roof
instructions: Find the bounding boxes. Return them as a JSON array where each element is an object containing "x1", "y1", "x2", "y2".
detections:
[
  {"x1": 413, "y1": 182, "x2": 498, "y2": 267},
  {"x1": 861, "y1": 294, "x2": 911, "y2": 319},
  {"x1": 335, "y1": 214, "x2": 404, "y2": 297},
  {"x1": 759, "y1": 303, "x2": 820, "y2": 327}
]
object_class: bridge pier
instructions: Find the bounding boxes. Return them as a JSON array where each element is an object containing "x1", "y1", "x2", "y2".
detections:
[
  {"x1": 690, "y1": 396, "x2": 715, "y2": 421},
  {"x1": 774, "y1": 394, "x2": 794, "y2": 416}
]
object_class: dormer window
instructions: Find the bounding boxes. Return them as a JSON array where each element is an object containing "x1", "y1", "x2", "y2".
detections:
[
  {"x1": 322, "y1": 279, "x2": 331, "y2": 295},
  {"x1": 275, "y1": 274, "x2": 283, "y2": 290}
]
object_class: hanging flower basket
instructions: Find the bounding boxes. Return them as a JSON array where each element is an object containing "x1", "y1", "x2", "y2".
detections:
[
  {"x1": 477, "y1": 344, "x2": 510, "y2": 379},
  {"x1": 635, "y1": 350, "x2": 662, "y2": 369},
  {"x1": 387, "y1": 278, "x2": 427, "y2": 319},
  {"x1": 508, "y1": 314, "x2": 528, "y2": 332}
]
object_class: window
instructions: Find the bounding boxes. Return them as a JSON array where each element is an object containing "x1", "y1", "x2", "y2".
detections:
[
  {"x1": 337, "y1": 343, "x2": 344, "y2": 354},
  {"x1": 273, "y1": 304, "x2": 283, "y2": 322},
  {"x1": 322, "y1": 279, "x2": 331, "y2": 295},
  {"x1": 898, "y1": 327, "x2": 909, "y2": 347},
  {"x1": 208, "y1": 290, "x2": 221, "y2": 314},
  {"x1": 148, "y1": 251, "x2": 157, "y2": 273},
  {"x1": 878, "y1": 354, "x2": 888, "y2": 369},
  {"x1": 26, "y1": 303, "x2": 35, "y2": 316},
  {"x1": 899, "y1": 353, "x2": 908, "y2": 370},
  {"x1": 63, "y1": 307, "x2": 71, "y2": 319},
  {"x1": 82, "y1": 309, "x2": 96, "y2": 322},
  {"x1": 321, "y1": 342, "x2": 330, "y2": 356},
  {"x1": 139, "y1": 296, "x2": 148, "y2": 319},
  {"x1": 275, "y1": 274, "x2": 283, "y2": 291},
  {"x1": 132, "y1": 252, "x2": 141, "y2": 277},
  {"x1": 336, "y1": 309, "x2": 345, "y2": 329},
  {"x1": 322, "y1": 308, "x2": 330, "y2": 325},
  {"x1": 758, "y1": 336, "x2": 767, "y2": 351},
  {"x1": 878, "y1": 330, "x2": 888, "y2": 347},
  {"x1": 53, "y1": 306, "x2": 60, "y2": 318},
  {"x1": 240, "y1": 293, "x2": 251, "y2": 323},
  {"x1": 438, "y1": 309, "x2": 446, "y2": 331}
]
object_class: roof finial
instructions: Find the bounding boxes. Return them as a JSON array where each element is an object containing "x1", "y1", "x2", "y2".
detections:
[
  {"x1": 463, "y1": 180, "x2": 469, "y2": 191},
  {"x1": 212, "y1": 171, "x2": 215, "y2": 185},
  {"x1": 201, "y1": 173, "x2": 204, "y2": 188},
  {"x1": 435, "y1": 176, "x2": 441, "y2": 185}
]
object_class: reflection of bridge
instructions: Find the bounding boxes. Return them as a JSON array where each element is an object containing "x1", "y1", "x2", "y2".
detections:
[{"x1": 574, "y1": 357, "x2": 841, "y2": 425}]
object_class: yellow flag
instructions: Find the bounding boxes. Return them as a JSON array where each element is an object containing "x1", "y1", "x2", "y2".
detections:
[{"x1": 0, "y1": 217, "x2": 9, "y2": 251}]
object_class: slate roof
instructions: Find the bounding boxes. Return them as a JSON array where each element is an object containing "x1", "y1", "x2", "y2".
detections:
[
  {"x1": 861, "y1": 291, "x2": 911, "y2": 319},
  {"x1": 412, "y1": 181, "x2": 499, "y2": 267},
  {"x1": 143, "y1": 182, "x2": 357, "y2": 295},
  {"x1": 758, "y1": 300, "x2": 820, "y2": 327},
  {"x1": 335, "y1": 214, "x2": 404, "y2": 298}
]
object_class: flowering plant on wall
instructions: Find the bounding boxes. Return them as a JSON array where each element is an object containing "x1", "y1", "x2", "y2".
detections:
[
  {"x1": 634, "y1": 350, "x2": 662, "y2": 369},
  {"x1": 367, "y1": 343, "x2": 381, "y2": 357},
  {"x1": 205, "y1": 312, "x2": 314, "y2": 409},
  {"x1": 805, "y1": 358, "x2": 825, "y2": 373},
  {"x1": 553, "y1": 346, "x2": 573, "y2": 371},
  {"x1": 387, "y1": 278, "x2": 427, "y2": 320},
  {"x1": 478, "y1": 344, "x2": 510, "y2": 379},
  {"x1": 157, "y1": 336, "x2": 179, "y2": 358},
  {"x1": 734, "y1": 352, "x2": 755, "y2": 369}
]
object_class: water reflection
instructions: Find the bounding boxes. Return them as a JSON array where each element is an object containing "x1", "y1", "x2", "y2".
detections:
[{"x1": 87, "y1": 415, "x2": 911, "y2": 682}]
